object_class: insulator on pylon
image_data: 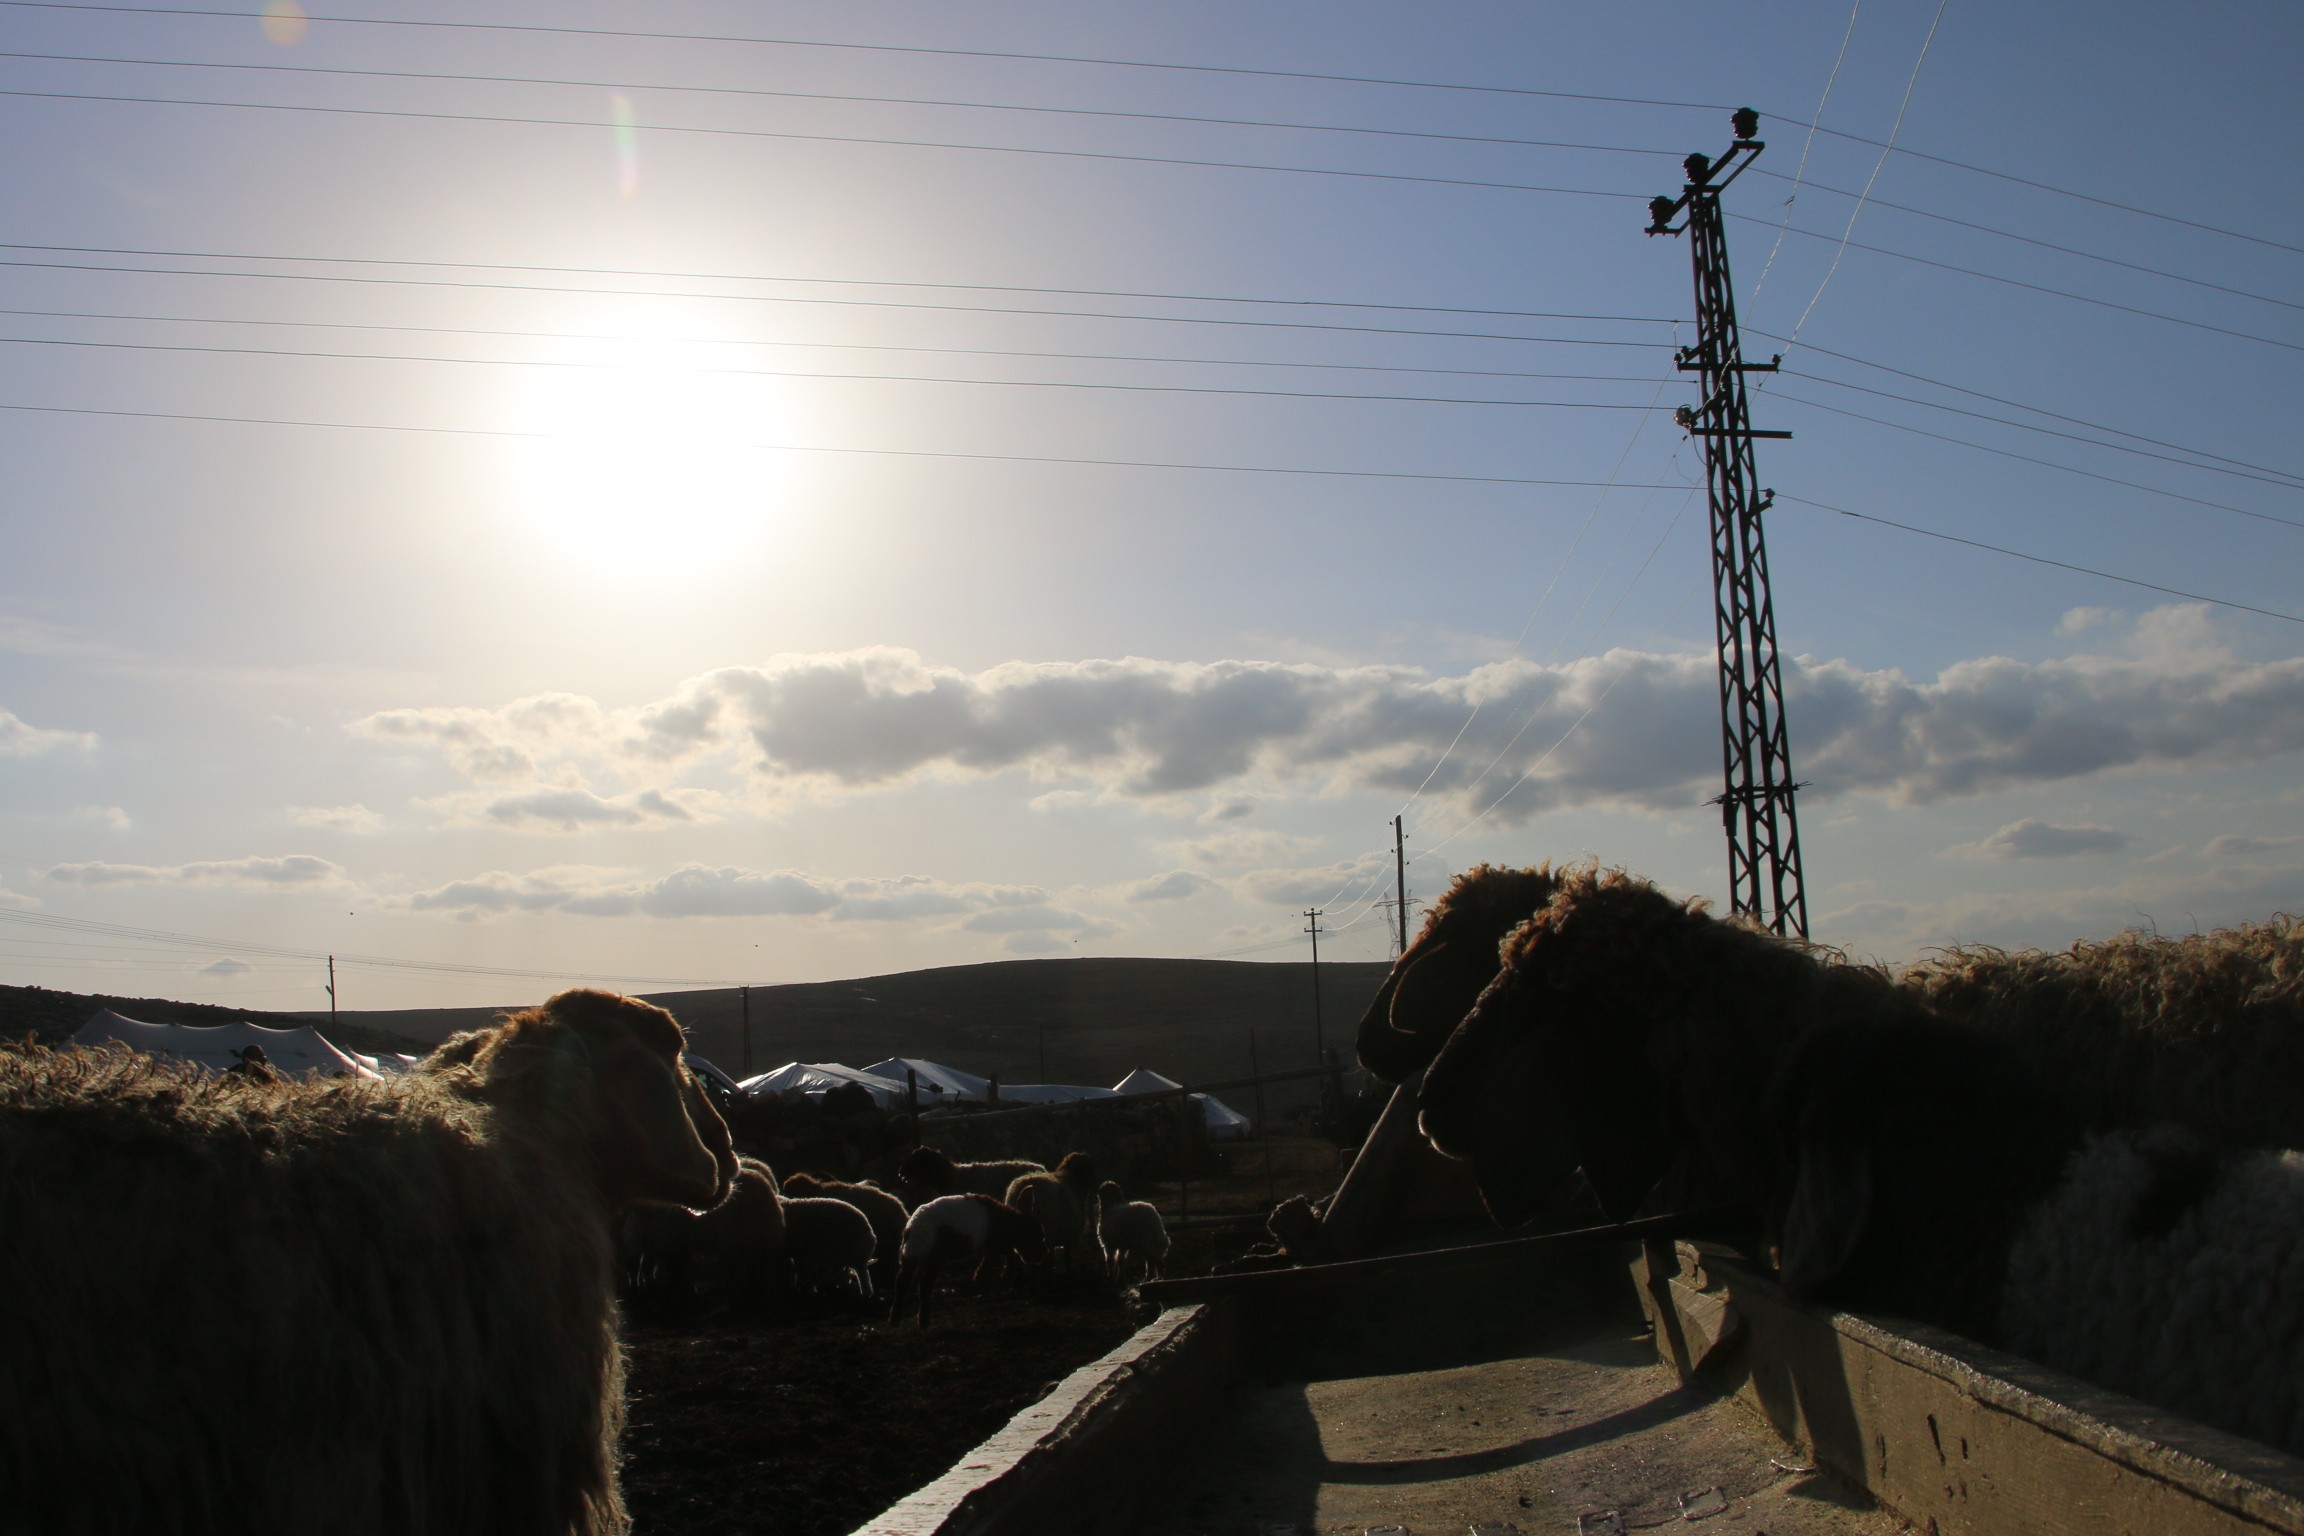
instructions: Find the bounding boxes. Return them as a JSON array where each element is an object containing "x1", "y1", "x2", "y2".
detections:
[
  {"x1": 1684, "y1": 151, "x2": 1712, "y2": 184},
  {"x1": 1732, "y1": 107, "x2": 1760, "y2": 141}
]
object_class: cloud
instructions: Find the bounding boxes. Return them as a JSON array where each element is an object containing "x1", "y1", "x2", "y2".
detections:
[
  {"x1": 0, "y1": 884, "x2": 36, "y2": 910},
  {"x1": 46, "y1": 854, "x2": 345, "y2": 888},
  {"x1": 473, "y1": 785, "x2": 721, "y2": 833},
  {"x1": 287, "y1": 803, "x2": 384, "y2": 834},
  {"x1": 1164, "y1": 827, "x2": 1320, "y2": 869},
  {"x1": 0, "y1": 707, "x2": 96, "y2": 758},
  {"x1": 1235, "y1": 852, "x2": 1395, "y2": 908},
  {"x1": 2205, "y1": 832, "x2": 2304, "y2": 859},
  {"x1": 1126, "y1": 870, "x2": 1218, "y2": 903},
  {"x1": 199, "y1": 958, "x2": 253, "y2": 977},
  {"x1": 354, "y1": 607, "x2": 2304, "y2": 824},
  {"x1": 1958, "y1": 817, "x2": 2129, "y2": 860},
  {"x1": 402, "y1": 864, "x2": 1082, "y2": 935}
]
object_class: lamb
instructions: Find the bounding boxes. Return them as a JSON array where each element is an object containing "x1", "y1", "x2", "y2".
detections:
[
  {"x1": 778, "y1": 1172, "x2": 908, "y2": 1294},
  {"x1": 624, "y1": 1154, "x2": 790, "y2": 1308},
  {"x1": 1416, "y1": 862, "x2": 1904, "y2": 1229},
  {"x1": 782, "y1": 1195, "x2": 879, "y2": 1298},
  {"x1": 1772, "y1": 1010, "x2": 2304, "y2": 1457},
  {"x1": 0, "y1": 986, "x2": 737, "y2": 1536},
  {"x1": 897, "y1": 1144, "x2": 1045, "y2": 1202},
  {"x1": 1096, "y1": 1181, "x2": 1170, "y2": 1282},
  {"x1": 886, "y1": 1193, "x2": 1046, "y2": 1326},
  {"x1": 1355, "y1": 862, "x2": 1563, "y2": 1082},
  {"x1": 1005, "y1": 1151, "x2": 1101, "y2": 1277}
]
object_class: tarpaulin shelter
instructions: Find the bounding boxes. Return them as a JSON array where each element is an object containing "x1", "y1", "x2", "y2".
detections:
[
  {"x1": 71, "y1": 1010, "x2": 379, "y2": 1080},
  {"x1": 1113, "y1": 1067, "x2": 1253, "y2": 1140},
  {"x1": 859, "y1": 1057, "x2": 990, "y2": 1103},
  {"x1": 737, "y1": 1061, "x2": 908, "y2": 1109}
]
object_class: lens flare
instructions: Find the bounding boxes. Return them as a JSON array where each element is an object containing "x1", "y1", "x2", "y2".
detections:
[
  {"x1": 612, "y1": 95, "x2": 639, "y2": 197},
  {"x1": 260, "y1": 0, "x2": 307, "y2": 46}
]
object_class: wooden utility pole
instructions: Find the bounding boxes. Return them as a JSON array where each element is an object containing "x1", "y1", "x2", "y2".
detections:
[
  {"x1": 326, "y1": 955, "x2": 337, "y2": 1028},
  {"x1": 740, "y1": 984, "x2": 752, "y2": 1078},
  {"x1": 1303, "y1": 907, "x2": 1325, "y2": 1068},
  {"x1": 1393, "y1": 815, "x2": 1410, "y2": 956}
]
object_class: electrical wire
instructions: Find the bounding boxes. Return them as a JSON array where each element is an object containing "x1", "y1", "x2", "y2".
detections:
[
  {"x1": 0, "y1": 85, "x2": 1649, "y2": 207},
  {"x1": 1750, "y1": 0, "x2": 1862, "y2": 306},
  {"x1": 1767, "y1": 389, "x2": 2304, "y2": 534},
  {"x1": 1778, "y1": 494, "x2": 2304, "y2": 624},
  {"x1": 1782, "y1": 0, "x2": 1950, "y2": 353}
]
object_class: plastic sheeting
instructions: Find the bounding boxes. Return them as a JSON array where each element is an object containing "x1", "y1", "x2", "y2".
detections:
[{"x1": 71, "y1": 1010, "x2": 379, "y2": 1080}]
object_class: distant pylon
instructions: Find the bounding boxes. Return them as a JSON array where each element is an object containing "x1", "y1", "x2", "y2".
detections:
[{"x1": 1648, "y1": 108, "x2": 1811, "y2": 939}]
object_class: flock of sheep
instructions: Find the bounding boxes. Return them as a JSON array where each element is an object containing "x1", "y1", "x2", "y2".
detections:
[
  {"x1": 0, "y1": 986, "x2": 1168, "y2": 1536},
  {"x1": 1355, "y1": 860, "x2": 2304, "y2": 1459}
]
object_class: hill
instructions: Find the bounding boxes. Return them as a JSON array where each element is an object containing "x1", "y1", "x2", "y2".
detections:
[{"x1": 0, "y1": 957, "x2": 1394, "y2": 1111}]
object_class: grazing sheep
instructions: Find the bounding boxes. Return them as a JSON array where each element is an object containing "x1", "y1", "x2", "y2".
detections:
[
  {"x1": 1416, "y1": 863, "x2": 1906, "y2": 1229},
  {"x1": 779, "y1": 1172, "x2": 907, "y2": 1294},
  {"x1": 0, "y1": 986, "x2": 737, "y2": 1536},
  {"x1": 1773, "y1": 1010, "x2": 2304, "y2": 1457},
  {"x1": 898, "y1": 1144, "x2": 1045, "y2": 1203},
  {"x1": 783, "y1": 1195, "x2": 879, "y2": 1298},
  {"x1": 624, "y1": 1154, "x2": 790, "y2": 1308},
  {"x1": 1355, "y1": 863, "x2": 1564, "y2": 1082},
  {"x1": 887, "y1": 1193, "x2": 1045, "y2": 1327},
  {"x1": 1096, "y1": 1181, "x2": 1170, "y2": 1282}
]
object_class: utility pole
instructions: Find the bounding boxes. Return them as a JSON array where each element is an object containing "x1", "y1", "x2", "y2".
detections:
[
  {"x1": 1393, "y1": 814, "x2": 1411, "y2": 956},
  {"x1": 1302, "y1": 906, "x2": 1326, "y2": 1069},
  {"x1": 1648, "y1": 107, "x2": 1811, "y2": 939},
  {"x1": 326, "y1": 955, "x2": 337, "y2": 1028},
  {"x1": 740, "y1": 984, "x2": 752, "y2": 1079}
]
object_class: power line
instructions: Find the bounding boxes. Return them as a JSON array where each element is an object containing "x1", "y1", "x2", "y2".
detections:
[
  {"x1": 1778, "y1": 494, "x2": 2304, "y2": 624},
  {"x1": 0, "y1": 332, "x2": 1682, "y2": 413},
  {"x1": 1749, "y1": 0, "x2": 1862, "y2": 305},
  {"x1": 0, "y1": 399, "x2": 1700, "y2": 491},
  {"x1": 0, "y1": 3, "x2": 1733, "y2": 115},
  {"x1": 0, "y1": 47, "x2": 1689, "y2": 164},
  {"x1": 1741, "y1": 215, "x2": 2304, "y2": 356},
  {"x1": 0, "y1": 85, "x2": 1650, "y2": 206},
  {"x1": 0, "y1": 302, "x2": 1672, "y2": 390},
  {"x1": 1784, "y1": 367, "x2": 2304, "y2": 492},
  {"x1": 0, "y1": 907, "x2": 744, "y2": 986},
  {"x1": 1768, "y1": 388, "x2": 2304, "y2": 534},
  {"x1": 0, "y1": 241, "x2": 1678, "y2": 329},
  {"x1": 0, "y1": 255, "x2": 1674, "y2": 353}
]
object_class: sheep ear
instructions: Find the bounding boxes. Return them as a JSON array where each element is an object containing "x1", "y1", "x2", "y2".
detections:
[{"x1": 1777, "y1": 1139, "x2": 1872, "y2": 1298}]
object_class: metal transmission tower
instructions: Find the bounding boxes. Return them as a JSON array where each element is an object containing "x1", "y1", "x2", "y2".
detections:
[{"x1": 1647, "y1": 108, "x2": 1810, "y2": 939}]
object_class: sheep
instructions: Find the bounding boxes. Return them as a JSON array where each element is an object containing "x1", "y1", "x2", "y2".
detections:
[
  {"x1": 0, "y1": 986, "x2": 737, "y2": 1536},
  {"x1": 623, "y1": 1154, "x2": 790, "y2": 1309},
  {"x1": 1898, "y1": 915, "x2": 2304, "y2": 1152},
  {"x1": 783, "y1": 1195, "x2": 878, "y2": 1299},
  {"x1": 1415, "y1": 862, "x2": 1905, "y2": 1230},
  {"x1": 1096, "y1": 1181, "x2": 1170, "y2": 1282},
  {"x1": 897, "y1": 1144, "x2": 1045, "y2": 1203},
  {"x1": 1771, "y1": 1010, "x2": 2304, "y2": 1457},
  {"x1": 1003, "y1": 1152, "x2": 1102, "y2": 1278},
  {"x1": 886, "y1": 1193, "x2": 1045, "y2": 1327},
  {"x1": 779, "y1": 1171, "x2": 908, "y2": 1294},
  {"x1": 1355, "y1": 862, "x2": 1564, "y2": 1082}
]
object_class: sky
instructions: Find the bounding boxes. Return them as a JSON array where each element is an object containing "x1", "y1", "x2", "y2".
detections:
[{"x1": 0, "y1": 0, "x2": 2298, "y2": 1013}]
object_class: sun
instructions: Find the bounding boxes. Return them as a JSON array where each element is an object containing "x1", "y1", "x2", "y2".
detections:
[{"x1": 507, "y1": 316, "x2": 792, "y2": 572}]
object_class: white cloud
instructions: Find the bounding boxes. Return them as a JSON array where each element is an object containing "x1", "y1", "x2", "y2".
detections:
[
  {"x1": 1163, "y1": 827, "x2": 1320, "y2": 869},
  {"x1": 0, "y1": 884, "x2": 36, "y2": 910},
  {"x1": 1126, "y1": 870, "x2": 1218, "y2": 903},
  {"x1": 350, "y1": 608, "x2": 2304, "y2": 825},
  {"x1": 0, "y1": 707, "x2": 96, "y2": 758},
  {"x1": 46, "y1": 854, "x2": 345, "y2": 888},
  {"x1": 2058, "y1": 606, "x2": 2123, "y2": 635},
  {"x1": 442, "y1": 784, "x2": 725, "y2": 833},
  {"x1": 1234, "y1": 852, "x2": 1395, "y2": 908},
  {"x1": 2204, "y1": 832, "x2": 2304, "y2": 859},
  {"x1": 287, "y1": 803, "x2": 384, "y2": 835},
  {"x1": 1956, "y1": 818, "x2": 2129, "y2": 860},
  {"x1": 199, "y1": 958, "x2": 253, "y2": 977},
  {"x1": 71, "y1": 805, "x2": 131, "y2": 832}
]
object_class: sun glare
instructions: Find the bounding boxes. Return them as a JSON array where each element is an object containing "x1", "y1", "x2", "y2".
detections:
[{"x1": 508, "y1": 320, "x2": 794, "y2": 573}]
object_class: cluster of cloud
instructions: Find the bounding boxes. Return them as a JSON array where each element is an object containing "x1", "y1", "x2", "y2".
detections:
[
  {"x1": 1955, "y1": 817, "x2": 2129, "y2": 860},
  {"x1": 352, "y1": 607, "x2": 2304, "y2": 826},
  {"x1": 402, "y1": 865, "x2": 1117, "y2": 954},
  {"x1": 46, "y1": 855, "x2": 346, "y2": 888},
  {"x1": 0, "y1": 706, "x2": 95, "y2": 758}
]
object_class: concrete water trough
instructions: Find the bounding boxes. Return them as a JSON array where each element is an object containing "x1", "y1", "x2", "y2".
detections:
[{"x1": 847, "y1": 1217, "x2": 2304, "y2": 1536}]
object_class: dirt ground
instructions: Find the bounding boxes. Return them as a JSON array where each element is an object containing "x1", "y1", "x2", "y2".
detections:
[{"x1": 619, "y1": 1285, "x2": 1147, "y2": 1536}]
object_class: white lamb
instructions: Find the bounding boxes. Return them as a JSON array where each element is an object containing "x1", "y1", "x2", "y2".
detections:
[{"x1": 1097, "y1": 1180, "x2": 1170, "y2": 1283}]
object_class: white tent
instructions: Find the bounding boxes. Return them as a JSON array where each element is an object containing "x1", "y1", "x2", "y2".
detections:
[
  {"x1": 347, "y1": 1050, "x2": 425, "y2": 1076},
  {"x1": 994, "y1": 1083, "x2": 1121, "y2": 1105},
  {"x1": 737, "y1": 1061, "x2": 907, "y2": 1109},
  {"x1": 859, "y1": 1057, "x2": 990, "y2": 1103},
  {"x1": 72, "y1": 1010, "x2": 379, "y2": 1080},
  {"x1": 1112, "y1": 1067, "x2": 1253, "y2": 1140}
]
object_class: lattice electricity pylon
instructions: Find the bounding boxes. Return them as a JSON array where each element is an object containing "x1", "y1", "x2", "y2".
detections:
[{"x1": 1647, "y1": 108, "x2": 1810, "y2": 939}]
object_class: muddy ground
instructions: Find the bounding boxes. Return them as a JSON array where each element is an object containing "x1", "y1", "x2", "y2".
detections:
[{"x1": 620, "y1": 1285, "x2": 1145, "y2": 1536}]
